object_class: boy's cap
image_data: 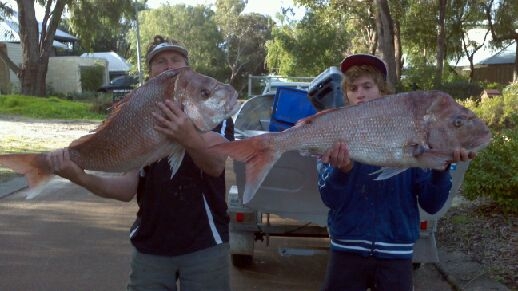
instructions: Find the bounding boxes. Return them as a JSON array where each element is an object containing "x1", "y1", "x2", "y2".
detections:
[
  {"x1": 146, "y1": 42, "x2": 189, "y2": 66},
  {"x1": 340, "y1": 54, "x2": 387, "y2": 79}
]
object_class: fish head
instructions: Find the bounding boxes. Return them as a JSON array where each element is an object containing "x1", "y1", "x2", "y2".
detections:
[
  {"x1": 171, "y1": 67, "x2": 240, "y2": 131},
  {"x1": 425, "y1": 91, "x2": 492, "y2": 154}
]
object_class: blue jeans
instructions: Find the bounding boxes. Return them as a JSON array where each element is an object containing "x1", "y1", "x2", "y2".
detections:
[
  {"x1": 321, "y1": 250, "x2": 413, "y2": 291},
  {"x1": 127, "y1": 243, "x2": 230, "y2": 291}
]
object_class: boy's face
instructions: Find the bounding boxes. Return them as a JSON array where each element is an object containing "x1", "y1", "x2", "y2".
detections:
[{"x1": 345, "y1": 75, "x2": 382, "y2": 105}]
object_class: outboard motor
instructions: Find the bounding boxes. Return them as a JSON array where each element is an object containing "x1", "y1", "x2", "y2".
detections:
[{"x1": 308, "y1": 66, "x2": 345, "y2": 110}]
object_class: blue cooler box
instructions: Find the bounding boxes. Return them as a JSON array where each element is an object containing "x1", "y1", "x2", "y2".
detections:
[{"x1": 269, "y1": 87, "x2": 317, "y2": 132}]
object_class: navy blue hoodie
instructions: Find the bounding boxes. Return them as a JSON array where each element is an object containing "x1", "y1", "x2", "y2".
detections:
[{"x1": 318, "y1": 162, "x2": 451, "y2": 259}]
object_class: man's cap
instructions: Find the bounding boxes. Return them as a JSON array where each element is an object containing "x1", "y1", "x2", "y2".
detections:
[
  {"x1": 340, "y1": 54, "x2": 387, "y2": 79},
  {"x1": 146, "y1": 42, "x2": 189, "y2": 66}
]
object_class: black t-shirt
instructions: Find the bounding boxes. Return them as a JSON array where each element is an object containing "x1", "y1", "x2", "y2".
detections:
[{"x1": 130, "y1": 118, "x2": 234, "y2": 256}]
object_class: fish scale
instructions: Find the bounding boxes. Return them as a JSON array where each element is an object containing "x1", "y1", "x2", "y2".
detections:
[{"x1": 210, "y1": 90, "x2": 491, "y2": 204}]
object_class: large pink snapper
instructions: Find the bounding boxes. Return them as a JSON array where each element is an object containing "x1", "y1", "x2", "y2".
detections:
[
  {"x1": 0, "y1": 67, "x2": 240, "y2": 192},
  {"x1": 210, "y1": 90, "x2": 491, "y2": 203}
]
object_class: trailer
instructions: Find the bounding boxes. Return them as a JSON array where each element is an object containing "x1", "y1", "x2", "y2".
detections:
[{"x1": 228, "y1": 67, "x2": 470, "y2": 267}]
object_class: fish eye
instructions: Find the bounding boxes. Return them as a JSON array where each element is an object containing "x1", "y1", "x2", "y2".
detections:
[
  {"x1": 201, "y1": 88, "x2": 210, "y2": 98},
  {"x1": 453, "y1": 117, "x2": 463, "y2": 128}
]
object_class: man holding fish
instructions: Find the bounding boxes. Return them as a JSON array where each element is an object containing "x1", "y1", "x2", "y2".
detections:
[
  {"x1": 47, "y1": 36, "x2": 233, "y2": 291},
  {"x1": 318, "y1": 54, "x2": 478, "y2": 291}
]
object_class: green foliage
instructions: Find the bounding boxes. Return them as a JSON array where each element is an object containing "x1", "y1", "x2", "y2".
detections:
[
  {"x1": 462, "y1": 85, "x2": 518, "y2": 130},
  {"x1": 0, "y1": 95, "x2": 105, "y2": 120},
  {"x1": 463, "y1": 128, "x2": 518, "y2": 214},
  {"x1": 461, "y1": 84, "x2": 518, "y2": 214},
  {"x1": 266, "y1": 11, "x2": 349, "y2": 76},
  {"x1": 214, "y1": 0, "x2": 274, "y2": 93},
  {"x1": 68, "y1": 0, "x2": 134, "y2": 53},
  {"x1": 438, "y1": 81, "x2": 483, "y2": 101},
  {"x1": 80, "y1": 64, "x2": 105, "y2": 92}
]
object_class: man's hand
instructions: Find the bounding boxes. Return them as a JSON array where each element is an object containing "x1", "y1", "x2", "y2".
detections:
[
  {"x1": 321, "y1": 140, "x2": 354, "y2": 173},
  {"x1": 451, "y1": 147, "x2": 476, "y2": 163},
  {"x1": 152, "y1": 100, "x2": 203, "y2": 149},
  {"x1": 47, "y1": 148, "x2": 85, "y2": 181}
]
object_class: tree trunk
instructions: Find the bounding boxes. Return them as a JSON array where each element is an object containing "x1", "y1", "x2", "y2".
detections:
[
  {"x1": 375, "y1": 0, "x2": 397, "y2": 87},
  {"x1": 434, "y1": 0, "x2": 447, "y2": 88},
  {"x1": 16, "y1": 0, "x2": 67, "y2": 96},
  {"x1": 393, "y1": 19, "x2": 402, "y2": 81},
  {"x1": 514, "y1": 38, "x2": 518, "y2": 82}
]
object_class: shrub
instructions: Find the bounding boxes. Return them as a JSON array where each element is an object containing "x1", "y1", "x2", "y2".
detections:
[
  {"x1": 438, "y1": 81, "x2": 483, "y2": 101},
  {"x1": 80, "y1": 64, "x2": 105, "y2": 93},
  {"x1": 463, "y1": 128, "x2": 518, "y2": 214},
  {"x1": 461, "y1": 83, "x2": 518, "y2": 214}
]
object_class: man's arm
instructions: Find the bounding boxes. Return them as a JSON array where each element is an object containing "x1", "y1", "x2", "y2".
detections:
[{"x1": 47, "y1": 149, "x2": 138, "y2": 202}]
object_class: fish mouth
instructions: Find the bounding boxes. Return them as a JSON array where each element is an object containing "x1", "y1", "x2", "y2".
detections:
[{"x1": 476, "y1": 132, "x2": 492, "y2": 151}]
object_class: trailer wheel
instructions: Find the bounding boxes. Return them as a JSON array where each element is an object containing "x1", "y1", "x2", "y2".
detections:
[{"x1": 231, "y1": 254, "x2": 253, "y2": 268}]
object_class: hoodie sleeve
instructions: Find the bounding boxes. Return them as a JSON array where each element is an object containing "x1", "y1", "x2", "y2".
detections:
[
  {"x1": 415, "y1": 169, "x2": 452, "y2": 214},
  {"x1": 318, "y1": 161, "x2": 354, "y2": 209}
]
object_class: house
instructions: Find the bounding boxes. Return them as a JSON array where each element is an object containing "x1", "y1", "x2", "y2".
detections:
[
  {"x1": 0, "y1": 18, "x2": 82, "y2": 94},
  {"x1": 0, "y1": 15, "x2": 118, "y2": 95},
  {"x1": 80, "y1": 52, "x2": 131, "y2": 81},
  {"x1": 451, "y1": 29, "x2": 516, "y2": 84}
]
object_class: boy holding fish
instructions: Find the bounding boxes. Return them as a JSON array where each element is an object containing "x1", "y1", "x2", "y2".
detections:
[
  {"x1": 318, "y1": 54, "x2": 476, "y2": 291},
  {"x1": 48, "y1": 36, "x2": 233, "y2": 291}
]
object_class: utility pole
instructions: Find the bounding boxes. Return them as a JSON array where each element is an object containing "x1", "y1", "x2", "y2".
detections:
[{"x1": 134, "y1": 1, "x2": 143, "y2": 85}]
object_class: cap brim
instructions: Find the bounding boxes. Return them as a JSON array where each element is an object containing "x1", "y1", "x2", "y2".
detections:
[
  {"x1": 340, "y1": 54, "x2": 387, "y2": 78},
  {"x1": 146, "y1": 44, "x2": 189, "y2": 66}
]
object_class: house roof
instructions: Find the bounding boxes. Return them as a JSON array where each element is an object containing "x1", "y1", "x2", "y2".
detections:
[
  {"x1": 80, "y1": 52, "x2": 131, "y2": 72},
  {"x1": 478, "y1": 43, "x2": 516, "y2": 65},
  {"x1": 451, "y1": 28, "x2": 516, "y2": 67},
  {"x1": 0, "y1": 20, "x2": 76, "y2": 48}
]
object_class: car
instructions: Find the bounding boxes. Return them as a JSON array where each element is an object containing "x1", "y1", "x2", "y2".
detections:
[{"x1": 96, "y1": 75, "x2": 139, "y2": 93}]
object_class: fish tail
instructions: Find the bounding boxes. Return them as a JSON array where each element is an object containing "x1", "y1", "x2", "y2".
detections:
[
  {"x1": 210, "y1": 133, "x2": 283, "y2": 203},
  {"x1": 0, "y1": 153, "x2": 52, "y2": 188}
]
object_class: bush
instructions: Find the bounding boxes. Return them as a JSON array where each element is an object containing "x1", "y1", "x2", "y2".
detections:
[
  {"x1": 438, "y1": 81, "x2": 483, "y2": 101},
  {"x1": 463, "y1": 128, "x2": 518, "y2": 214},
  {"x1": 461, "y1": 83, "x2": 518, "y2": 214},
  {"x1": 80, "y1": 64, "x2": 105, "y2": 93}
]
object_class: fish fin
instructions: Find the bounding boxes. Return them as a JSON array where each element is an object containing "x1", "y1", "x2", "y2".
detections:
[
  {"x1": 0, "y1": 153, "x2": 53, "y2": 188},
  {"x1": 210, "y1": 133, "x2": 282, "y2": 204},
  {"x1": 370, "y1": 167, "x2": 409, "y2": 180},
  {"x1": 417, "y1": 151, "x2": 452, "y2": 170},
  {"x1": 294, "y1": 108, "x2": 340, "y2": 127},
  {"x1": 24, "y1": 183, "x2": 47, "y2": 199},
  {"x1": 69, "y1": 132, "x2": 95, "y2": 147},
  {"x1": 168, "y1": 148, "x2": 186, "y2": 178},
  {"x1": 411, "y1": 144, "x2": 428, "y2": 156}
]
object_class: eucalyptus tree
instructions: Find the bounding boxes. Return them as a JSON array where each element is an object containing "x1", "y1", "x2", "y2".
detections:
[
  {"x1": 67, "y1": 0, "x2": 136, "y2": 57},
  {"x1": 0, "y1": 0, "x2": 133, "y2": 96},
  {"x1": 293, "y1": 0, "x2": 399, "y2": 85},
  {"x1": 214, "y1": 0, "x2": 274, "y2": 93},
  {"x1": 483, "y1": 0, "x2": 518, "y2": 81},
  {"x1": 265, "y1": 9, "x2": 349, "y2": 77},
  {"x1": 448, "y1": 0, "x2": 489, "y2": 83},
  {"x1": 0, "y1": 1, "x2": 14, "y2": 19}
]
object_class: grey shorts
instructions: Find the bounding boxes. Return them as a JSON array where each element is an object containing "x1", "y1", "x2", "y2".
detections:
[{"x1": 127, "y1": 243, "x2": 230, "y2": 291}]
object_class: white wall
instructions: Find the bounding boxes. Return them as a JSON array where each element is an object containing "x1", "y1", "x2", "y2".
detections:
[
  {"x1": 47, "y1": 56, "x2": 109, "y2": 95},
  {"x1": 5, "y1": 42, "x2": 22, "y2": 92}
]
